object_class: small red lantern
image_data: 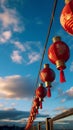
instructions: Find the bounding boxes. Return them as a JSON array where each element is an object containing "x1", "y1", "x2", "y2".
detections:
[
  {"x1": 30, "y1": 106, "x2": 38, "y2": 116},
  {"x1": 35, "y1": 83, "x2": 47, "y2": 109},
  {"x1": 33, "y1": 97, "x2": 40, "y2": 113},
  {"x1": 40, "y1": 64, "x2": 55, "y2": 97},
  {"x1": 60, "y1": 0, "x2": 73, "y2": 35},
  {"x1": 48, "y1": 36, "x2": 70, "y2": 83}
]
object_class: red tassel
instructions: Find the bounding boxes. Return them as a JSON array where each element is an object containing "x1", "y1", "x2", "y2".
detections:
[
  {"x1": 60, "y1": 70, "x2": 66, "y2": 83},
  {"x1": 40, "y1": 101, "x2": 42, "y2": 109},
  {"x1": 47, "y1": 87, "x2": 51, "y2": 97}
]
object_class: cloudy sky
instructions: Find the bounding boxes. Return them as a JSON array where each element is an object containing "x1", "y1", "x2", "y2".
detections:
[{"x1": 0, "y1": 0, "x2": 73, "y2": 127}]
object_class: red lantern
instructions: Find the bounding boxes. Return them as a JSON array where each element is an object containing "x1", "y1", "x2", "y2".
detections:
[
  {"x1": 35, "y1": 83, "x2": 47, "y2": 109},
  {"x1": 40, "y1": 64, "x2": 55, "y2": 97},
  {"x1": 30, "y1": 106, "x2": 37, "y2": 116},
  {"x1": 48, "y1": 36, "x2": 70, "y2": 83},
  {"x1": 60, "y1": 0, "x2": 73, "y2": 35},
  {"x1": 33, "y1": 97, "x2": 40, "y2": 113}
]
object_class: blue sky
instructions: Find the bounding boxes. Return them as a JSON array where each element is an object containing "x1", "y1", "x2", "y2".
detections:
[{"x1": 0, "y1": 0, "x2": 73, "y2": 127}]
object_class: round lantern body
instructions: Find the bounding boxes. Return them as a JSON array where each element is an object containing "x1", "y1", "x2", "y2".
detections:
[
  {"x1": 40, "y1": 64, "x2": 55, "y2": 83},
  {"x1": 33, "y1": 97, "x2": 40, "y2": 109},
  {"x1": 30, "y1": 106, "x2": 38, "y2": 116},
  {"x1": 40, "y1": 64, "x2": 55, "y2": 97},
  {"x1": 35, "y1": 83, "x2": 47, "y2": 99},
  {"x1": 30, "y1": 111, "x2": 36, "y2": 117},
  {"x1": 48, "y1": 36, "x2": 70, "y2": 82},
  {"x1": 35, "y1": 83, "x2": 47, "y2": 108},
  {"x1": 60, "y1": 0, "x2": 73, "y2": 35}
]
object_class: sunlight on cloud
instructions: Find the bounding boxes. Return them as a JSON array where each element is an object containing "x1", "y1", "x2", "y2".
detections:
[
  {"x1": 5, "y1": 75, "x2": 21, "y2": 79},
  {"x1": 24, "y1": 41, "x2": 42, "y2": 51},
  {"x1": 12, "y1": 41, "x2": 25, "y2": 52},
  {"x1": 27, "y1": 51, "x2": 41, "y2": 64},
  {"x1": 0, "y1": 75, "x2": 34, "y2": 99},
  {"x1": 11, "y1": 50, "x2": 23, "y2": 64},
  {"x1": 54, "y1": 107, "x2": 67, "y2": 113},
  {"x1": 0, "y1": 30, "x2": 12, "y2": 43},
  {"x1": 0, "y1": 1, "x2": 25, "y2": 32},
  {"x1": 10, "y1": 41, "x2": 42, "y2": 64},
  {"x1": 66, "y1": 87, "x2": 73, "y2": 97}
]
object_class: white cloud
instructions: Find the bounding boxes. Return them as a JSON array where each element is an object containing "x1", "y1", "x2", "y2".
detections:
[
  {"x1": 61, "y1": 98, "x2": 66, "y2": 103},
  {"x1": 0, "y1": 30, "x2": 12, "y2": 43},
  {"x1": 0, "y1": 75, "x2": 34, "y2": 99},
  {"x1": 66, "y1": 87, "x2": 73, "y2": 97},
  {"x1": 57, "y1": 87, "x2": 73, "y2": 101},
  {"x1": 24, "y1": 41, "x2": 42, "y2": 51},
  {"x1": 54, "y1": 107, "x2": 67, "y2": 113},
  {"x1": 12, "y1": 41, "x2": 25, "y2": 52},
  {"x1": 0, "y1": 103, "x2": 4, "y2": 108},
  {"x1": 11, "y1": 50, "x2": 23, "y2": 64},
  {"x1": 27, "y1": 51, "x2": 40, "y2": 64},
  {"x1": 70, "y1": 62, "x2": 73, "y2": 72},
  {"x1": 0, "y1": 2, "x2": 25, "y2": 32}
]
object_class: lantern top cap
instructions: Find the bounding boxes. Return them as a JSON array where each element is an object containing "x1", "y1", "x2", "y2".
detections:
[
  {"x1": 52, "y1": 36, "x2": 61, "y2": 43},
  {"x1": 44, "y1": 64, "x2": 49, "y2": 68},
  {"x1": 65, "y1": 0, "x2": 71, "y2": 4}
]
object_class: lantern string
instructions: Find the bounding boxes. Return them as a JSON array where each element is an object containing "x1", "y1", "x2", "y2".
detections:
[
  {"x1": 25, "y1": 0, "x2": 58, "y2": 128},
  {"x1": 34, "y1": 0, "x2": 58, "y2": 90}
]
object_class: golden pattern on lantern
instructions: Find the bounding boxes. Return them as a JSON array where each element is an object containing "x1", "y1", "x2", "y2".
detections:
[
  {"x1": 56, "y1": 43, "x2": 66, "y2": 55},
  {"x1": 48, "y1": 36, "x2": 70, "y2": 83},
  {"x1": 60, "y1": 0, "x2": 73, "y2": 35},
  {"x1": 40, "y1": 72, "x2": 47, "y2": 81}
]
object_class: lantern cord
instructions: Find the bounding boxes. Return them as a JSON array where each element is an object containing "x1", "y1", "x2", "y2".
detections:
[
  {"x1": 34, "y1": 0, "x2": 58, "y2": 90},
  {"x1": 25, "y1": 0, "x2": 58, "y2": 128}
]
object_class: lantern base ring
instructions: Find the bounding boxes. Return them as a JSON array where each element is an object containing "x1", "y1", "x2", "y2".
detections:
[{"x1": 56, "y1": 60, "x2": 66, "y2": 70}]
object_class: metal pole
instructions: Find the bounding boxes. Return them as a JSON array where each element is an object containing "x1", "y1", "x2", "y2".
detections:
[
  {"x1": 46, "y1": 118, "x2": 50, "y2": 130},
  {"x1": 38, "y1": 122, "x2": 41, "y2": 130},
  {"x1": 49, "y1": 119, "x2": 53, "y2": 130},
  {"x1": 46, "y1": 118, "x2": 53, "y2": 130}
]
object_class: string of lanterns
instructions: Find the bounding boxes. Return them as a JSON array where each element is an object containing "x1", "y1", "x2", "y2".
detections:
[{"x1": 25, "y1": 0, "x2": 73, "y2": 129}]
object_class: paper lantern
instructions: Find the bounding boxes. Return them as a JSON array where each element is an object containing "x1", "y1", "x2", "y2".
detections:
[
  {"x1": 30, "y1": 106, "x2": 38, "y2": 116},
  {"x1": 33, "y1": 97, "x2": 40, "y2": 113},
  {"x1": 40, "y1": 64, "x2": 55, "y2": 97},
  {"x1": 35, "y1": 83, "x2": 47, "y2": 108},
  {"x1": 60, "y1": 0, "x2": 73, "y2": 35},
  {"x1": 48, "y1": 36, "x2": 70, "y2": 83}
]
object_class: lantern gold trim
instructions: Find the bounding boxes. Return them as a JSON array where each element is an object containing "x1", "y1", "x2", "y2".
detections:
[
  {"x1": 65, "y1": 0, "x2": 71, "y2": 4},
  {"x1": 45, "y1": 81, "x2": 51, "y2": 87},
  {"x1": 36, "y1": 106, "x2": 39, "y2": 109},
  {"x1": 56, "y1": 60, "x2": 66, "y2": 69},
  {"x1": 39, "y1": 98, "x2": 43, "y2": 102},
  {"x1": 52, "y1": 36, "x2": 61, "y2": 43},
  {"x1": 39, "y1": 83, "x2": 43, "y2": 86},
  {"x1": 44, "y1": 64, "x2": 49, "y2": 68}
]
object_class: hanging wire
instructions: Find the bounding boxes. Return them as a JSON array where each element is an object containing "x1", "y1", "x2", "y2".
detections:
[
  {"x1": 34, "y1": 0, "x2": 58, "y2": 89},
  {"x1": 25, "y1": 0, "x2": 58, "y2": 128}
]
